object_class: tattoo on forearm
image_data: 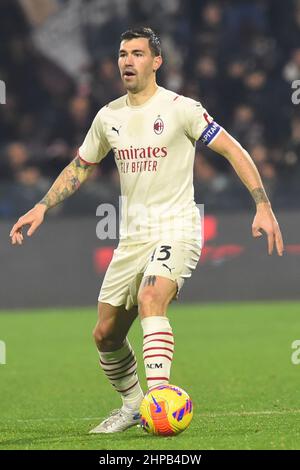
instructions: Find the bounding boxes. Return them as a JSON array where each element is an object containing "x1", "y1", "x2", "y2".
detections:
[
  {"x1": 143, "y1": 276, "x2": 157, "y2": 287},
  {"x1": 39, "y1": 156, "x2": 95, "y2": 209},
  {"x1": 251, "y1": 188, "x2": 269, "y2": 204}
]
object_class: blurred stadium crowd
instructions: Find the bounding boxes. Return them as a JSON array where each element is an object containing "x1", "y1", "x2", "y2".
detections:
[{"x1": 0, "y1": 0, "x2": 300, "y2": 217}]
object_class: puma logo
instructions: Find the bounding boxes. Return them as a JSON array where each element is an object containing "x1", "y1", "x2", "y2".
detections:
[
  {"x1": 112, "y1": 126, "x2": 121, "y2": 135},
  {"x1": 162, "y1": 263, "x2": 174, "y2": 274}
]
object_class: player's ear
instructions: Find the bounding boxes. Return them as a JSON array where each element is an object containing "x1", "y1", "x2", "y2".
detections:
[{"x1": 153, "y1": 55, "x2": 163, "y2": 72}]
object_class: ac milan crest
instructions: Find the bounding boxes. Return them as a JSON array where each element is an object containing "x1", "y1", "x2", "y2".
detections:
[{"x1": 154, "y1": 116, "x2": 164, "y2": 135}]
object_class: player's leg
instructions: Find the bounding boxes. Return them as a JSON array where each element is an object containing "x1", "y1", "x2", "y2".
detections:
[
  {"x1": 138, "y1": 275, "x2": 177, "y2": 391},
  {"x1": 94, "y1": 302, "x2": 143, "y2": 411},
  {"x1": 90, "y1": 302, "x2": 143, "y2": 433},
  {"x1": 137, "y1": 241, "x2": 201, "y2": 391},
  {"x1": 93, "y1": 301, "x2": 138, "y2": 351}
]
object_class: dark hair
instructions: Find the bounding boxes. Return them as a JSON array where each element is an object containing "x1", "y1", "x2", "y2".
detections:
[{"x1": 120, "y1": 27, "x2": 161, "y2": 56}]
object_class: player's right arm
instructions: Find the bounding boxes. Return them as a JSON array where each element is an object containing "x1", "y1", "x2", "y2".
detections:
[
  {"x1": 10, "y1": 155, "x2": 96, "y2": 245},
  {"x1": 10, "y1": 108, "x2": 111, "y2": 246}
]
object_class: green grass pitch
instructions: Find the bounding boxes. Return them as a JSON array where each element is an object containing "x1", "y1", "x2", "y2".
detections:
[{"x1": 0, "y1": 301, "x2": 300, "y2": 450}]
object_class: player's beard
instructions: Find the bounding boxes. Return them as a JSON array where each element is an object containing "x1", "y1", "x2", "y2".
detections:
[
  {"x1": 122, "y1": 67, "x2": 154, "y2": 93},
  {"x1": 122, "y1": 76, "x2": 140, "y2": 93}
]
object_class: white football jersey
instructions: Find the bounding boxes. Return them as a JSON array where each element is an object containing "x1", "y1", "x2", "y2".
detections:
[{"x1": 79, "y1": 86, "x2": 220, "y2": 245}]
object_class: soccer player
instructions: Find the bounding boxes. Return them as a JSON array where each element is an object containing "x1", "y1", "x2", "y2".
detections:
[{"x1": 10, "y1": 27, "x2": 284, "y2": 433}]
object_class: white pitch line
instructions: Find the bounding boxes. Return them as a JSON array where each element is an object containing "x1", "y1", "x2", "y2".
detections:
[
  {"x1": 201, "y1": 409, "x2": 300, "y2": 418},
  {"x1": 0, "y1": 409, "x2": 298, "y2": 423}
]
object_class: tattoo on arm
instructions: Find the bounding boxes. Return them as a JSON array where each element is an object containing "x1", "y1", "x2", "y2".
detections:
[
  {"x1": 39, "y1": 156, "x2": 96, "y2": 210},
  {"x1": 143, "y1": 276, "x2": 157, "y2": 287},
  {"x1": 251, "y1": 188, "x2": 269, "y2": 205}
]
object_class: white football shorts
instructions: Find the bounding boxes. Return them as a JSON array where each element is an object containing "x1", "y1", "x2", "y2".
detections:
[{"x1": 98, "y1": 239, "x2": 201, "y2": 310}]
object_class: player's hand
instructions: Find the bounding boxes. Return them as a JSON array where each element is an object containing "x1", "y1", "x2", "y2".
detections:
[
  {"x1": 10, "y1": 204, "x2": 47, "y2": 245},
  {"x1": 252, "y1": 203, "x2": 284, "y2": 256}
]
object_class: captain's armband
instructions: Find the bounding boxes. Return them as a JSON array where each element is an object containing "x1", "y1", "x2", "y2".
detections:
[{"x1": 200, "y1": 122, "x2": 222, "y2": 145}]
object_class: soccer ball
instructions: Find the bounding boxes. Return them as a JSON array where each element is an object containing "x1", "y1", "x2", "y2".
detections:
[{"x1": 140, "y1": 384, "x2": 193, "y2": 436}]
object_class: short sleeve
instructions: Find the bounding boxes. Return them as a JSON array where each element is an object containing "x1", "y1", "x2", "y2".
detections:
[
  {"x1": 78, "y1": 111, "x2": 111, "y2": 164},
  {"x1": 183, "y1": 97, "x2": 214, "y2": 141}
]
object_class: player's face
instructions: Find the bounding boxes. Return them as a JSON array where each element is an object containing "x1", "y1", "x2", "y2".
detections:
[{"x1": 118, "y1": 38, "x2": 161, "y2": 93}]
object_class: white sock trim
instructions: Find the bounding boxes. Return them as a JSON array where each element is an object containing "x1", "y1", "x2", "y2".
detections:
[
  {"x1": 98, "y1": 338, "x2": 130, "y2": 361},
  {"x1": 141, "y1": 316, "x2": 171, "y2": 332}
]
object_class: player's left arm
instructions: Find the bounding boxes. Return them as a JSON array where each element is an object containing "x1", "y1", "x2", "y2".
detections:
[{"x1": 208, "y1": 129, "x2": 284, "y2": 256}]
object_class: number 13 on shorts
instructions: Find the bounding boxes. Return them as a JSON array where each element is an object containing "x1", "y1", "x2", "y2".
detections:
[{"x1": 145, "y1": 241, "x2": 200, "y2": 283}]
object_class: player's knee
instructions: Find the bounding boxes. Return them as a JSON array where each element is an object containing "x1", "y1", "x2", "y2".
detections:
[
  {"x1": 93, "y1": 322, "x2": 111, "y2": 346},
  {"x1": 138, "y1": 288, "x2": 166, "y2": 314},
  {"x1": 92, "y1": 322, "x2": 122, "y2": 350},
  {"x1": 92, "y1": 324, "x2": 104, "y2": 346}
]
